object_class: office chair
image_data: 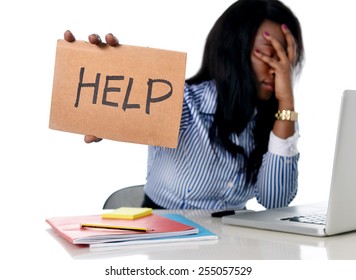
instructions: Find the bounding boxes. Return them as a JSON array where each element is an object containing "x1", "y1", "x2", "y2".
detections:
[{"x1": 102, "y1": 184, "x2": 145, "y2": 209}]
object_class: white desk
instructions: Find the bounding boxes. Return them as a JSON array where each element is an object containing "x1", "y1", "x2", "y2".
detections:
[{"x1": 45, "y1": 210, "x2": 356, "y2": 260}]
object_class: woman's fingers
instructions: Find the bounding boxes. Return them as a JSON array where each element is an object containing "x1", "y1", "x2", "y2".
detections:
[
  {"x1": 88, "y1": 33, "x2": 119, "y2": 46},
  {"x1": 105, "y1": 33, "x2": 119, "y2": 46},
  {"x1": 262, "y1": 26, "x2": 296, "y2": 66},
  {"x1": 253, "y1": 48, "x2": 278, "y2": 70},
  {"x1": 88, "y1": 34, "x2": 102, "y2": 45},
  {"x1": 84, "y1": 135, "x2": 102, "y2": 143},
  {"x1": 65, "y1": 31, "x2": 119, "y2": 47},
  {"x1": 64, "y1": 30, "x2": 75, "y2": 42},
  {"x1": 254, "y1": 28, "x2": 296, "y2": 75},
  {"x1": 262, "y1": 31, "x2": 288, "y2": 63},
  {"x1": 281, "y1": 24, "x2": 296, "y2": 65}
]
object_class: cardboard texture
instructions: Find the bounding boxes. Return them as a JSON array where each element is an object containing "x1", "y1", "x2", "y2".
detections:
[{"x1": 49, "y1": 40, "x2": 187, "y2": 148}]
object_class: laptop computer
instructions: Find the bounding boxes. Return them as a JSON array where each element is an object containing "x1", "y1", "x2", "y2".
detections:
[{"x1": 223, "y1": 90, "x2": 356, "y2": 237}]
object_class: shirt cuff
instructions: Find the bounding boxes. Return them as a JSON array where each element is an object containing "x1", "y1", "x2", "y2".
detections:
[{"x1": 268, "y1": 128, "x2": 299, "y2": 157}]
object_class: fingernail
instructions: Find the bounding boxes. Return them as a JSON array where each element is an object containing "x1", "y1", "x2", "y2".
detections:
[
  {"x1": 95, "y1": 34, "x2": 102, "y2": 42},
  {"x1": 111, "y1": 34, "x2": 119, "y2": 44},
  {"x1": 255, "y1": 49, "x2": 261, "y2": 54},
  {"x1": 264, "y1": 31, "x2": 270, "y2": 36},
  {"x1": 282, "y1": 24, "x2": 288, "y2": 30}
]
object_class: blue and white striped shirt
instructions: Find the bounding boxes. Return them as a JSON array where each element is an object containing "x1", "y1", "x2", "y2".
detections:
[{"x1": 145, "y1": 80, "x2": 299, "y2": 210}]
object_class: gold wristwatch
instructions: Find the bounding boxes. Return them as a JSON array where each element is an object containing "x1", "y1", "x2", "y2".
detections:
[{"x1": 275, "y1": 110, "x2": 298, "y2": 121}]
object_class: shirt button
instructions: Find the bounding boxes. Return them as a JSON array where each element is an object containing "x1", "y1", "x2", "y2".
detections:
[{"x1": 227, "y1": 182, "x2": 234, "y2": 188}]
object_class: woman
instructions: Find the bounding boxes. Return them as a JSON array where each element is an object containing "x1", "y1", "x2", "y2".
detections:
[{"x1": 66, "y1": 0, "x2": 304, "y2": 210}]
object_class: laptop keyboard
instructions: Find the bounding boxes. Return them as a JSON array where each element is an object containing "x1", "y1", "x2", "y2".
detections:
[{"x1": 281, "y1": 212, "x2": 327, "y2": 225}]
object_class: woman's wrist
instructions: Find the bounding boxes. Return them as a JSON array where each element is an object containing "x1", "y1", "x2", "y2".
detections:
[
  {"x1": 273, "y1": 97, "x2": 296, "y2": 139},
  {"x1": 277, "y1": 95, "x2": 294, "y2": 111}
]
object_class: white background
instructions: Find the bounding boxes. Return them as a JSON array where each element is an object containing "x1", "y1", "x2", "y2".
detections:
[{"x1": 1, "y1": 0, "x2": 356, "y2": 278}]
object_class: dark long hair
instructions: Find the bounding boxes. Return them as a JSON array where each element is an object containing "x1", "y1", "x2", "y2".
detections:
[{"x1": 186, "y1": 0, "x2": 304, "y2": 183}]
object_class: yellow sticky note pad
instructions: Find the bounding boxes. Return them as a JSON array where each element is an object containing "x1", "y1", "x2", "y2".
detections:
[{"x1": 102, "y1": 207, "x2": 153, "y2": 220}]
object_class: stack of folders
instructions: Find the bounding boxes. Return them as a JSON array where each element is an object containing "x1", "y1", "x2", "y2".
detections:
[{"x1": 46, "y1": 207, "x2": 218, "y2": 249}]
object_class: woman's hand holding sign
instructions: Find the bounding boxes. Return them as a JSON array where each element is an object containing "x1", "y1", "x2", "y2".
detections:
[{"x1": 64, "y1": 30, "x2": 119, "y2": 144}]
